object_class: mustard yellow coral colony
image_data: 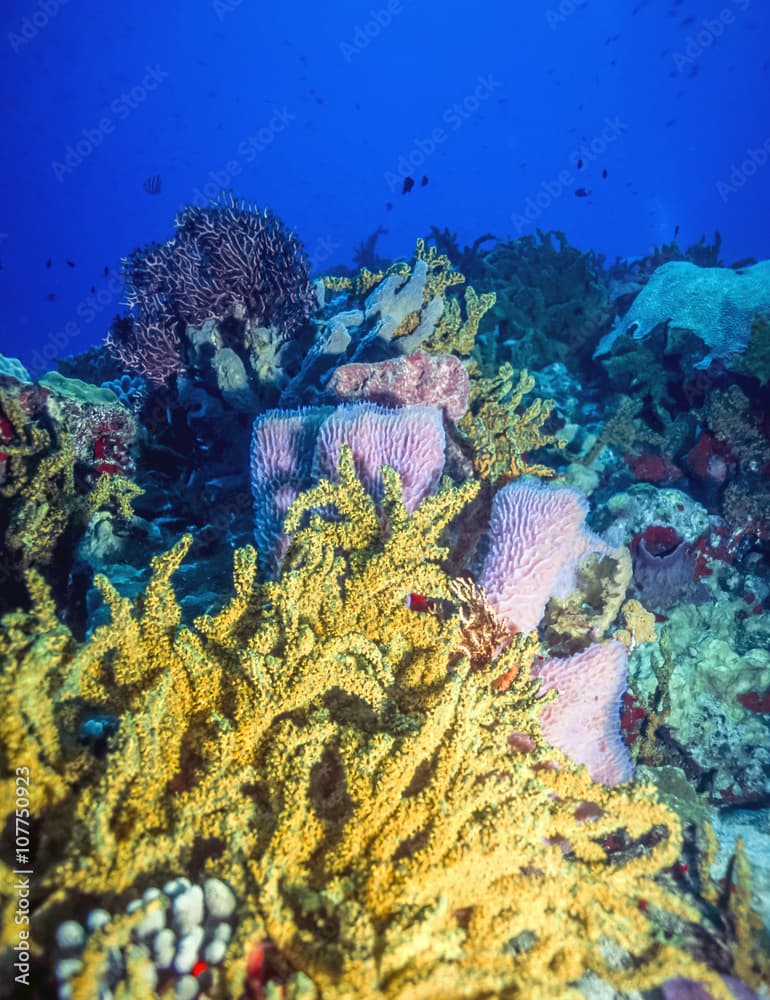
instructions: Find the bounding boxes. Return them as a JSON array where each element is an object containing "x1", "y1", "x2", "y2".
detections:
[{"x1": 0, "y1": 441, "x2": 753, "y2": 1000}]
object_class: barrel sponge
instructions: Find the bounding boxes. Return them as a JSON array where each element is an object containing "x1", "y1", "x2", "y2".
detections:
[
  {"x1": 480, "y1": 478, "x2": 614, "y2": 633},
  {"x1": 535, "y1": 640, "x2": 634, "y2": 786},
  {"x1": 312, "y1": 402, "x2": 446, "y2": 513}
]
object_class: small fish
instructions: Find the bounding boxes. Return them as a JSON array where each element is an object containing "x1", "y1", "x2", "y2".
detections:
[
  {"x1": 406, "y1": 593, "x2": 432, "y2": 613},
  {"x1": 143, "y1": 174, "x2": 162, "y2": 195},
  {"x1": 66, "y1": 260, "x2": 75, "y2": 267},
  {"x1": 46, "y1": 292, "x2": 56, "y2": 301},
  {"x1": 577, "y1": 158, "x2": 584, "y2": 169},
  {"x1": 103, "y1": 265, "x2": 109, "y2": 276},
  {"x1": 420, "y1": 175, "x2": 428, "y2": 186},
  {"x1": 405, "y1": 593, "x2": 454, "y2": 619},
  {"x1": 45, "y1": 257, "x2": 52, "y2": 268},
  {"x1": 674, "y1": 224, "x2": 680, "y2": 237},
  {"x1": 385, "y1": 201, "x2": 393, "y2": 212},
  {"x1": 681, "y1": 15, "x2": 695, "y2": 25},
  {"x1": 90, "y1": 286, "x2": 96, "y2": 294},
  {"x1": 665, "y1": 118, "x2": 676, "y2": 127},
  {"x1": 401, "y1": 176, "x2": 415, "y2": 194},
  {"x1": 602, "y1": 168, "x2": 608, "y2": 179},
  {"x1": 575, "y1": 187, "x2": 591, "y2": 197}
]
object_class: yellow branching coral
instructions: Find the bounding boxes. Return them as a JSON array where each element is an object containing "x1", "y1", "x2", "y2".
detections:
[
  {"x1": 0, "y1": 454, "x2": 748, "y2": 999},
  {"x1": 0, "y1": 388, "x2": 142, "y2": 570},
  {"x1": 458, "y1": 362, "x2": 565, "y2": 486},
  {"x1": 414, "y1": 237, "x2": 465, "y2": 302},
  {"x1": 423, "y1": 286, "x2": 497, "y2": 358},
  {"x1": 585, "y1": 394, "x2": 665, "y2": 465}
]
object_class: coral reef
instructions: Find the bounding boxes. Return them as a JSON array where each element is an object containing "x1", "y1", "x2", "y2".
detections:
[
  {"x1": 0, "y1": 454, "x2": 739, "y2": 999},
  {"x1": 4, "y1": 213, "x2": 769, "y2": 1000},
  {"x1": 0, "y1": 374, "x2": 142, "y2": 617}
]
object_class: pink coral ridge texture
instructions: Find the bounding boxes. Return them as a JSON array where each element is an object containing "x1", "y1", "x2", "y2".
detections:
[
  {"x1": 327, "y1": 350, "x2": 471, "y2": 422},
  {"x1": 535, "y1": 640, "x2": 634, "y2": 786},
  {"x1": 480, "y1": 479, "x2": 615, "y2": 633},
  {"x1": 313, "y1": 402, "x2": 446, "y2": 513}
]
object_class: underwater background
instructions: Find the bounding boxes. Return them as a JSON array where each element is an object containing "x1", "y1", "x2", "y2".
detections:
[{"x1": 1, "y1": 1, "x2": 770, "y2": 998}]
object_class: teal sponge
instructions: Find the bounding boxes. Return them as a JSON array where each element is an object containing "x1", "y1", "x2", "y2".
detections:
[{"x1": 596, "y1": 259, "x2": 770, "y2": 370}]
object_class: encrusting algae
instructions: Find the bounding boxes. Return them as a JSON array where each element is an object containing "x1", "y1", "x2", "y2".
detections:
[{"x1": 0, "y1": 449, "x2": 745, "y2": 998}]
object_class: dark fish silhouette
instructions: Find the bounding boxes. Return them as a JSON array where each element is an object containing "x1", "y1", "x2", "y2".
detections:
[
  {"x1": 402, "y1": 176, "x2": 415, "y2": 194},
  {"x1": 385, "y1": 202, "x2": 393, "y2": 212},
  {"x1": 143, "y1": 175, "x2": 162, "y2": 195},
  {"x1": 674, "y1": 224, "x2": 680, "y2": 237},
  {"x1": 575, "y1": 187, "x2": 591, "y2": 197},
  {"x1": 602, "y1": 168, "x2": 608, "y2": 179},
  {"x1": 47, "y1": 292, "x2": 56, "y2": 301},
  {"x1": 577, "y1": 158, "x2": 584, "y2": 169},
  {"x1": 66, "y1": 260, "x2": 75, "y2": 267},
  {"x1": 104, "y1": 266, "x2": 110, "y2": 276},
  {"x1": 90, "y1": 286, "x2": 96, "y2": 293},
  {"x1": 681, "y1": 16, "x2": 695, "y2": 25},
  {"x1": 45, "y1": 258, "x2": 52, "y2": 268},
  {"x1": 420, "y1": 175, "x2": 428, "y2": 186},
  {"x1": 665, "y1": 119, "x2": 676, "y2": 127}
]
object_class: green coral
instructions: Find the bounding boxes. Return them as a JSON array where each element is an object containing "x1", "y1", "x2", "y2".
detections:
[{"x1": 471, "y1": 230, "x2": 612, "y2": 371}]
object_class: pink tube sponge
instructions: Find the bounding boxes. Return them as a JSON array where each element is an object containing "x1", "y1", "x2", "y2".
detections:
[
  {"x1": 480, "y1": 479, "x2": 614, "y2": 633},
  {"x1": 313, "y1": 402, "x2": 446, "y2": 513},
  {"x1": 535, "y1": 640, "x2": 633, "y2": 786},
  {"x1": 250, "y1": 407, "x2": 330, "y2": 574}
]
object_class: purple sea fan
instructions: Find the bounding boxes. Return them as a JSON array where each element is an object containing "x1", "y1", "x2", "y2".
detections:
[
  {"x1": 250, "y1": 407, "x2": 331, "y2": 575},
  {"x1": 313, "y1": 403, "x2": 446, "y2": 514},
  {"x1": 123, "y1": 195, "x2": 317, "y2": 338},
  {"x1": 480, "y1": 479, "x2": 615, "y2": 633}
]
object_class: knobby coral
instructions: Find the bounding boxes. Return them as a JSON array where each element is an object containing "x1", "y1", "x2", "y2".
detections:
[{"x1": 0, "y1": 452, "x2": 738, "y2": 999}]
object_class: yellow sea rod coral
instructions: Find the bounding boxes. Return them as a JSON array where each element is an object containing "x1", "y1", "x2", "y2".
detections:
[
  {"x1": 0, "y1": 452, "x2": 740, "y2": 999},
  {"x1": 458, "y1": 363, "x2": 565, "y2": 485}
]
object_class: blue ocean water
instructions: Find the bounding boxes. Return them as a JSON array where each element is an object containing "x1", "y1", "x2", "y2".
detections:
[{"x1": 1, "y1": 0, "x2": 769, "y2": 370}]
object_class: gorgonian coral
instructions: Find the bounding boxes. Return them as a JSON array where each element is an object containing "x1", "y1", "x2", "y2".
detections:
[{"x1": 107, "y1": 195, "x2": 316, "y2": 383}]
